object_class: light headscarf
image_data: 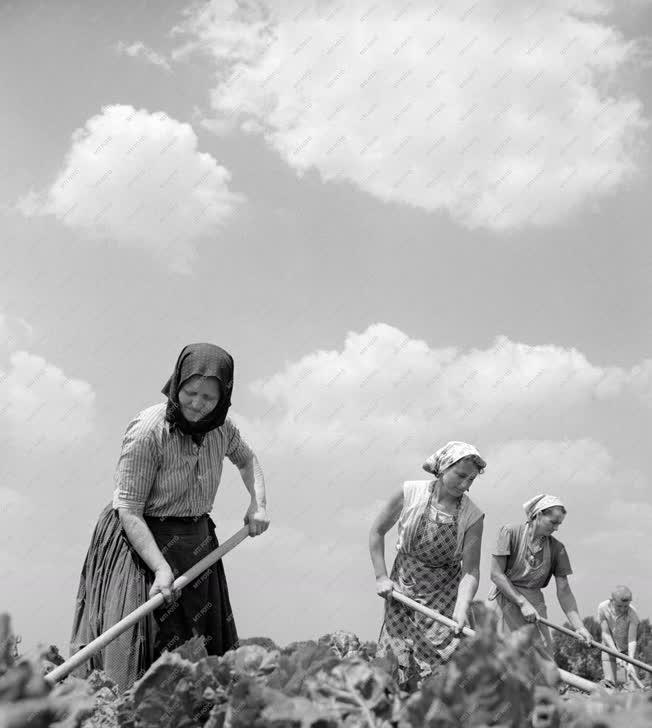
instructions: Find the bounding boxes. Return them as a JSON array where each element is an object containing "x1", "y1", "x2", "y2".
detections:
[
  {"x1": 523, "y1": 494, "x2": 566, "y2": 521},
  {"x1": 422, "y1": 441, "x2": 487, "y2": 477}
]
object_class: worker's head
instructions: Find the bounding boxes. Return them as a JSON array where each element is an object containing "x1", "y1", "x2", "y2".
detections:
[
  {"x1": 534, "y1": 506, "x2": 567, "y2": 537},
  {"x1": 178, "y1": 374, "x2": 221, "y2": 421},
  {"x1": 161, "y1": 343, "x2": 234, "y2": 435},
  {"x1": 422, "y1": 441, "x2": 486, "y2": 498},
  {"x1": 439, "y1": 456, "x2": 483, "y2": 497},
  {"x1": 523, "y1": 494, "x2": 567, "y2": 536},
  {"x1": 611, "y1": 585, "x2": 633, "y2": 610}
]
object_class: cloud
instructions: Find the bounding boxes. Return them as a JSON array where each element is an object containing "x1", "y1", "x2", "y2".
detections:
[
  {"x1": 478, "y1": 437, "x2": 649, "y2": 526},
  {"x1": 244, "y1": 324, "x2": 652, "y2": 465},
  {"x1": 115, "y1": 41, "x2": 171, "y2": 71},
  {"x1": 226, "y1": 324, "x2": 652, "y2": 633},
  {"x1": 0, "y1": 312, "x2": 96, "y2": 452},
  {"x1": 234, "y1": 323, "x2": 652, "y2": 571},
  {"x1": 1, "y1": 350, "x2": 96, "y2": 451},
  {"x1": 17, "y1": 105, "x2": 242, "y2": 273},
  {"x1": 176, "y1": 0, "x2": 648, "y2": 231}
]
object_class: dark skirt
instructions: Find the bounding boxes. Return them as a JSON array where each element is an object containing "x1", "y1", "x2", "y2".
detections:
[{"x1": 69, "y1": 503, "x2": 239, "y2": 691}]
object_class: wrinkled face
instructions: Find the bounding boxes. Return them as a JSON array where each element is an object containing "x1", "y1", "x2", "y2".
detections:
[
  {"x1": 536, "y1": 507, "x2": 566, "y2": 536},
  {"x1": 441, "y1": 458, "x2": 481, "y2": 496},
  {"x1": 178, "y1": 375, "x2": 220, "y2": 421}
]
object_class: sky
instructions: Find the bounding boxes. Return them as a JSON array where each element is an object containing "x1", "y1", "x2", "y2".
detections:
[{"x1": 1, "y1": 0, "x2": 652, "y2": 658}]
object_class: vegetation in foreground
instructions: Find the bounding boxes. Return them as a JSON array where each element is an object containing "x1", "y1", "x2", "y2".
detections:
[{"x1": 0, "y1": 610, "x2": 651, "y2": 728}]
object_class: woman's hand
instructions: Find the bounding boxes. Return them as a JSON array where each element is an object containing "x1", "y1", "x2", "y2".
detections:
[
  {"x1": 574, "y1": 625, "x2": 593, "y2": 645},
  {"x1": 375, "y1": 576, "x2": 395, "y2": 600},
  {"x1": 149, "y1": 564, "x2": 178, "y2": 603},
  {"x1": 519, "y1": 599, "x2": 539, "y2": 623},
  {"x1": 625, "y1": 663, "x2": 640, "y2": 684},
  {"x1": 451, "y1": 605, "x2": 469, "y2": 635},
  {"x1": 244, "y1": 502, "x2": 270, "y2": 537}
]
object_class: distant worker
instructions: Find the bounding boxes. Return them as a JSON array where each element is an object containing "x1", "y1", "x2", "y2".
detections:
[{"x1": 597, "y1": 586, "x2": 640, "y2": 687}]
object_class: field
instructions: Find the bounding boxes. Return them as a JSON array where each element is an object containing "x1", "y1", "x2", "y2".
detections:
[{"x1": 1, "y1": 613, "x2": 650, "y2": 728}]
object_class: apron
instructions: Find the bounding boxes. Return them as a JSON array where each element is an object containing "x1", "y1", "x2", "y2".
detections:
[{"x1": 378, "y1": 486, "x2": 462, "y2": 687}]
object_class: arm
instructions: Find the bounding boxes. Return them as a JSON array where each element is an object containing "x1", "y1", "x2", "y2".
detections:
[
  {"x1": 490, "y1": 555, "x2": 526, "y2": 607},
  {"x1": 118, "y1": 510, "x2": 169, "y2": 573},
  {"x1": 369, "y1": 489, "x2": 404, "y2": 598},
  {"x1": 113, "y1": 413, "x2": 176, "y2": 600},
  {"x1": 451, "y1": 518, "x2": 483, "y2": 632},
  {"x1": 238, "y1": 452, "x2": 269, "y2": 536},
  {"x1": 118, "y1": 510, "x2": 177, "y2": 601},
  {"x1": 490, "y1": 555, "x2": 540, "y2": 623},
  {"x1": 555, "y1": 576, "x2": 592, "y2": 643},
  {"x1": 600, "y1": 617, "x2": 618, "y2": 652},
  {"x1": 223, "y1": 419, "x2": 269, "y2": 537},
  {"x1": 627, "y1": 619, "x2": 638, "y2": 660}
]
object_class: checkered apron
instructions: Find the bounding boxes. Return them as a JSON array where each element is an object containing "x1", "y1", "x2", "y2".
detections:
[{"x1": 378, "y1": 488, "x2": 462, "y2": 686}]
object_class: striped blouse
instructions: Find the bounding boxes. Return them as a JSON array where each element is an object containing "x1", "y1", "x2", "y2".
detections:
[{"x1": 111, "y1": 403, "x2": 254, "y2": 517}]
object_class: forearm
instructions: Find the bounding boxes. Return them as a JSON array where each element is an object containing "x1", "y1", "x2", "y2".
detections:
[
  {"x1": 601, "y1": 630, "x2": 617, "y2": 651},
  {"x1": 454, "y1": 571, "x2": 479, "y2": 612},
  {"x1": 628, "y1": 639, "x2": 637, "y2": 659},
  {"x1": 239, "y1": 455, "x2": 267, "y2": 509},
  {"x1": 118, "y1": 510, "x2": 168, "y2": 573},
  {"x1": 492, "y1": 571, "x2": 526, "y2": 607},
  {"x1": 369, "y1": 530, "x2": 389, "y2": 579},
  {"x1": 557, "y1": 589, "x2": 583, "y2": 630}
]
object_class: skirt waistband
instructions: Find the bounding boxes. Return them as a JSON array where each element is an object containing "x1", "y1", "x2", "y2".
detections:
[{"x1": 145, "y1": 513, "x2": 211, "y2": 523}]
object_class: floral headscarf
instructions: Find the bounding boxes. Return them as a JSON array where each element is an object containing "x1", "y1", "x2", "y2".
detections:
[
  {"x1": 523, "y1": 494, "x2": 566, "y2": 521},
  {"x1": 422, "y1": 441, "x2": 487, "y2": 477}
]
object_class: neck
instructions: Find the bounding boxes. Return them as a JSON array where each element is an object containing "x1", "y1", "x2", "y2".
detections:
[{"x1": 434, "y1": 480, "x2": 461, "y2": 507}]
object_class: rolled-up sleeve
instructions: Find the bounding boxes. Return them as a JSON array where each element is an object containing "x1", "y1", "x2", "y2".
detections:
[
  {"x1": 552, "y1": 541, "x2": 573, "y2": 577},
  {"x1": 493, "y1": 524, "x2": 514, "y2": 557},
  {"x1": 223, "y1": 417, "x2": 254, "y2": 468},
  {"x1": 112, "y1": 414, "x2": 160, "y2": 514}
]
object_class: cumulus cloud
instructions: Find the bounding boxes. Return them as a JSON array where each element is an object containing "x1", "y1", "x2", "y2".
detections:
[
  {"x1": 1, "y1": 350, "x2": 96, "y2": 451},
  {"x1": 237, "y1": 323, "x2": 652, "y2": 549},
  {"x1": 18, "y1": 105, "x2": 242, "y2": 273},
  {"x1": 0, "y1": 312, "x2": 96, "y2": 452},
  {"x1": 245, "y1": 324, "x2": 652, "y2": 464},
  {"x1": 115, "y1": 41, "x2": 171, "y2": 71},
  {"x1": 176, "y1": 0, "x2": 648, "y2": 231}
]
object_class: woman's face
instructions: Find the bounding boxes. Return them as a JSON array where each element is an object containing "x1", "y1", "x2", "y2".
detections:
[
  {"x1": 178, "y1": 375, "x2": 220, "y2": 421},
  {"x1": 536, "y1": 507, "x2": 566, "y2": 536},
  {"x1": 440, "y1": 458, "x2": 480, "y2": 496}
]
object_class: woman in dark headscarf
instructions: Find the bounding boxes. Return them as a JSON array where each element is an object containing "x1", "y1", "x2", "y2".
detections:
[{"x1": 70, "y1": 343, "x2": 269, "y2": 690}]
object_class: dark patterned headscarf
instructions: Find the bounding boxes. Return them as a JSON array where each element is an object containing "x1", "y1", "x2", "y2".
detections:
[{"x1": 161, "y1": 343, "x2": 234, "y2": 444}]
